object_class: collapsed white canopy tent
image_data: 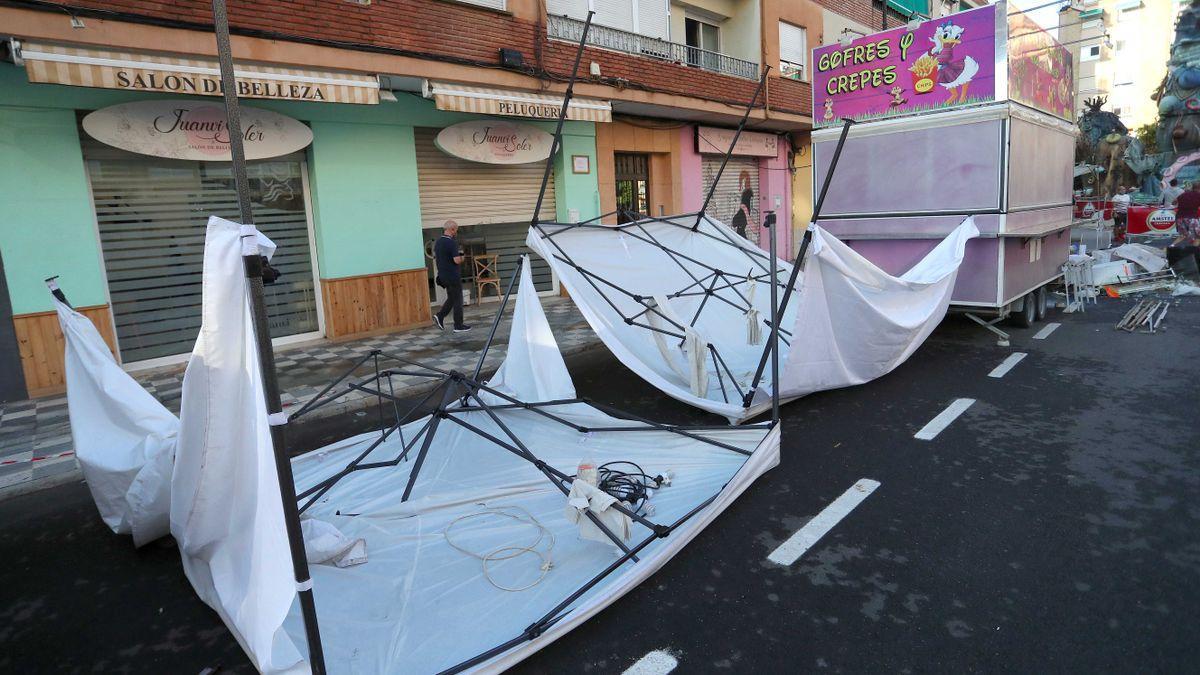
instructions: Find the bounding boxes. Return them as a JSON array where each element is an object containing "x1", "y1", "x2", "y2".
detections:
[
  {"x1": 527, "y1": 214, "x2": 979, "y2": 423},
  {"x1": 60, "y1": 216, "x2": 779, "y2": 673}
]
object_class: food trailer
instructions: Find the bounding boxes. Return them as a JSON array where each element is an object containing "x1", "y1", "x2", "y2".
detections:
[{"x1": 810, "y1": 2, "x2": 1074, "y2": 339}]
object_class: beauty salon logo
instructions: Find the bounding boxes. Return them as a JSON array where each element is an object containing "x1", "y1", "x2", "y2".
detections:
[{"x1": 82, "y1": 100, "x2": 312, "y2": 161}]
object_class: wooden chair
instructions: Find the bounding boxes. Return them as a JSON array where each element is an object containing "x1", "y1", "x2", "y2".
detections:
[{"x1": 473, "y1": 254, "x2": 502, "y2": 304}]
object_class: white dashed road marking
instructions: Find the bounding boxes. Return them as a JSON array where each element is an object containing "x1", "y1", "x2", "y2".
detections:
[
  {"x1": 914, "y1": 398, "x2": 976, "y2": 440},
  {"x1": 766, "y1": 479, "x2": 881, "y2": 566},
  {"x1": 623, "y1": 650, "x2": 679, "y2": 675},
  {"x1": 988, "y1": 352, "x2": 1027, "y2": 378},
  {"x1": 1032, "y1": 322, "x2": 1060, "y2": 340}
]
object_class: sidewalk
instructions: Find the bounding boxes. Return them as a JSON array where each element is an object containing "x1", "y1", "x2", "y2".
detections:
[{"x1": 0, "y1": 296, "x2": 599, "y2": 500}]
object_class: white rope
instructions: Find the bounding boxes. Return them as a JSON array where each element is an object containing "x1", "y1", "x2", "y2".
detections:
[
  {"x1": 744, "y1": 271, "x2": 762, "y2": 345},
  {"x1": 443, "y1": 505, "x2": 555, "y2": 592}
]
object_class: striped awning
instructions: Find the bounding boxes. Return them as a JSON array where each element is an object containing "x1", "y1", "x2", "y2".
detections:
[
  {"x1": 425, "y1": 81, "x2": 612, "y2": 122},
  {"x1": 19, "y1": 41, "x2": 379, "y2": 105}
]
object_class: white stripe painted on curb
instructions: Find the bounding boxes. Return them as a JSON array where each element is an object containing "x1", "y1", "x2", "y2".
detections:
[
  {"x1": 766, "y1": 479, "x2": 881, "y2": 566},
  {"x1": 988, "y1": 352, "x2": 1027, "y2": 379},
  {"x1": 1032, "y1": 322, "x2": 1060, "y2": 340},
  {"x1": 914, "y1": 398, "x2": 976, "y2": 440},
  {"x1": 623, "y1": 650, "x2": 679, "y2": 675}
]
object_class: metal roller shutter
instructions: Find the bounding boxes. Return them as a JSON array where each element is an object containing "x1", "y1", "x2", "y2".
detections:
[
  {"x1": 701, "y1": 156, "x2": 761, "y2": 245},
  {"x1": 416, "y1": 127, "x2": 557, "y2": 295},
  {"x1": 414, "y1": 127, "x2": 556, "y2": 228},
  {"x1": 82, "y1": 134, "x2": 319, "y2": 364}
]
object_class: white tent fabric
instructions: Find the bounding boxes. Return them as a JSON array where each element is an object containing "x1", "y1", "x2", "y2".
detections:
[
  {"x1": 527, "y1": 215, "x2": 978, "y2": 423},
  {"x1": 480, "y1": 257, "x2": 575, "y2": 404},
  {"x1": 770, "y1": 219, "x2": 978, "y2": 408},
  {"x1": 171, "y1": 216, "x2": 307, "y2": 674},
  {"x1": 54, "y1": 298, "x2": 178, "y2": 546},
  {"x1": 168, "y1": 222, "x2": 778, "y2": 673}
]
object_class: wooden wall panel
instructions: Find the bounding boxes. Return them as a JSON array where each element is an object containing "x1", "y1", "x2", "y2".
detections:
[
  {"x1": 13, "y1": 305, "x2": 116, "y2": 398},
  {"x1": 320, "y1": 268, "x2": 431, "y2": 341}
]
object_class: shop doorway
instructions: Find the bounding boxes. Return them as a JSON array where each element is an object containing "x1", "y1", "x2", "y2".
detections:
[
  {"x1": 615, "y1": 153, "x2": 651, "y2": 223},
  {"x1": 0, "y1": 249, "x2": 27, "y2": 402},
  {"x1": 81, "y1": 132, "x2": 322, "y2": 367},
  {"x1": 422, "y1": 223, "x2": 556, "y2": 305},
  {"x1": 701, "y1": 156, "x2": 760, "y2": 243}
]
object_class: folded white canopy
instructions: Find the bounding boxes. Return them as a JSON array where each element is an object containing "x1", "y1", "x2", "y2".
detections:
[
  {"x1": 170, "y1": 218, "x2": 779, "y2": 673},
  {"x1": 528, "y1": 215, "x2": 979, "y2": 423}
]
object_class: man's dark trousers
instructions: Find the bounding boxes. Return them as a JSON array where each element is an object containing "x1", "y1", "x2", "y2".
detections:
[{"x1": 437, "y1": 279, "x2": 465, "y2": 328}]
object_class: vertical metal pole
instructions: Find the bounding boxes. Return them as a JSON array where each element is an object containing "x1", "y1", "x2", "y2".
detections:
[
  {"x1": 532, "y1": 11, "x2": 594, "y2": 227},
  {"x1": 766, "y1": 212, "x2": 779, "y2": 423},
  {"x1": 209, "y1": 2, "x2": 326, "y2": 672},
  {"x1": 694, "y1": 67, "x2": 771, "y2": 231},
  {"x1": 743, "y1": 118, "x2": 855, "y2": 407}
]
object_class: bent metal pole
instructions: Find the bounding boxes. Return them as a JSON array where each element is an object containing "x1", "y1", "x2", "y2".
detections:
[
  {"x1": 531, "y1": 10, "x2": 594, "y2": 226},
  {"x1": 744, "y1": 117, "x2": 855, "y2": 408},
  {"x1": 693, "y1": 67, "x2": 770, "y2": 231},
  {"x1": 209, "y1": 1, "x2": 327, "y2": 671}
]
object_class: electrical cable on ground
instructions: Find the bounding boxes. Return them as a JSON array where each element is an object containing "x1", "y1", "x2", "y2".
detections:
[{"x1": 443, "y1": 505, "x2": 556, "y2": 592}]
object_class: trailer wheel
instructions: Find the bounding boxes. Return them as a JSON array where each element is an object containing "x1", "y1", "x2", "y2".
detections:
[
  {"x1": 1034, "y1": 286, "x2": 1048, "y2": 321},
  {"x1": 1010, "y1": 293, "x2": 1036, "y2": 328}
]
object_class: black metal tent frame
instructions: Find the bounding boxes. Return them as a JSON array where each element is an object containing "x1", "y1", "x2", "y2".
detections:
[
  {"x1": 526, "y1": 120, "x2": 856, "y2": 412},
  {"x1": 203, "y1": 5, "x2": 792, "y2": 674}
]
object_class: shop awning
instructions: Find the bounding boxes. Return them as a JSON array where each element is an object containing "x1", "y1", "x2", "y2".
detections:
[
  {"x1": 18, "y1": 41, "x2": 379, "y2": 104},
  {"x1": 424, "y1": 81, "x2": 612, "y2": 122}
]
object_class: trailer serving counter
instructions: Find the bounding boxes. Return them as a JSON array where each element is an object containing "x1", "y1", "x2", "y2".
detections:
[{"x1": 810, "y1": 1, "x2": 1075, "y2": 342}]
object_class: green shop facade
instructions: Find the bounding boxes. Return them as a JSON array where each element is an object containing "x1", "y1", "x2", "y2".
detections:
[{"x1": 0, "y1": 61, "x2": 602, "y2": 399}]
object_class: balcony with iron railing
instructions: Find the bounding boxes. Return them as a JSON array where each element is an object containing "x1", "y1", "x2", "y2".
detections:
[{"x1": 546, "y1": 14, "x2": 760, "y2": 81}]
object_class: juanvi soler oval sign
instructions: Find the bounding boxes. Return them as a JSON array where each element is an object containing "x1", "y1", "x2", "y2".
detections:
[
  {"x1": 82, "y1": 100, "x2": 312, "y2": 161},
  {"x1": 435, "y1": 120, "x2": 553, "y2": 164}
]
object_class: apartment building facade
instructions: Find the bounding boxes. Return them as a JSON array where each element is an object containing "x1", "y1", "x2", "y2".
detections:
[
  {"x1": 1059, "y1": 0, "x2": 1179, "y2": 129},
  {"x1": 0, "y1": 0, "x2": 950, "y2": 399}
]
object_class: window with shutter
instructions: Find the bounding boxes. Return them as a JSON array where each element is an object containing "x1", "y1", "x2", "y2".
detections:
[{"x1": 779, "y1": 22, "x2": 807, "y2": 81}]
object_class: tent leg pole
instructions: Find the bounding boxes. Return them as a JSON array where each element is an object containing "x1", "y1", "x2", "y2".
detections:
[
  {"x1": 531, "y1": 11, "x2": 593, "y2": 226},
  {"x1": 694, "y1": 68, "x2": 771, "y2": 231},
  {"x1": 209, "y1": 0, "x2": 326, "y2": 671},
  {"x1": 767, "y1": 212, "x2": 780, "y2": 424},
  {"x1": 400, "y1": 381, "x2": 457, "y2": 502},
  {"x1": 743, "y1": 117, "x2": 855, "y2": 407}
]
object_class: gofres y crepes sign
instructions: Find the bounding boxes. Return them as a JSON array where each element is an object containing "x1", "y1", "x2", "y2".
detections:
[{"x1": 811, "y1": 4, "x2": 997, "y2": 127}]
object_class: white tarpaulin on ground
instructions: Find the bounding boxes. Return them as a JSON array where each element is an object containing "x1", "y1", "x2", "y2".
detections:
[
  {"x1": 54, "y1": 297, "x2": 178, "y2": 547},
  {"x1": 527, "y1": 215, "x2": 978, "y2": 423},
  {"x1": 171, "y1": 226, "x2": 778, "y2": 673}
]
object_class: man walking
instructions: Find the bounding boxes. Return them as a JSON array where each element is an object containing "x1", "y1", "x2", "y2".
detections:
[{"x1": 433, "y1": 220, "x2": 471, "y2": 332}]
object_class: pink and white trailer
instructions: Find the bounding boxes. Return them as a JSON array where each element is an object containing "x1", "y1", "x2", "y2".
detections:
[{"x1": 810, "y1": 2, "x2": 1075, "y2": 342}]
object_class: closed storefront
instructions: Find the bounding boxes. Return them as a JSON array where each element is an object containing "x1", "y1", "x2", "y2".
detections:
[
  {"x1": 701, "y1": 155, "x2": 761, "y2": 243},
  {"x1": 695, "y1": 125, "x2": 792, "y2": 255},
  {"x1": 81, "y1": 134, "x2": 320, "y2": 364},
  {"x1": 415, "y1": 124, "x2": 558, "y2": 299}
]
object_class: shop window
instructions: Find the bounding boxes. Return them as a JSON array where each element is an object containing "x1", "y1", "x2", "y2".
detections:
[
  {"x1": 614, "y1": 153, "x2": 651, "y2": 224},
  {"x1": 779, "y1": 22, "x2": 807, "y2": 81},
  {"x1": 80, "y1": 130, "x2": 319, "y2": 364},
  {"x1": 685, "y1": 17, "x2": 722, "y2": 71}
]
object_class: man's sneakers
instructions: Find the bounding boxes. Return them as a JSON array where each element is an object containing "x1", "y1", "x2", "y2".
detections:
[
  {"x1": 433, "y1": 314, "x2": 445, "y2": 330},
  {"x1": 453, "y1": 324, "x2": 473, "y2": 333}
]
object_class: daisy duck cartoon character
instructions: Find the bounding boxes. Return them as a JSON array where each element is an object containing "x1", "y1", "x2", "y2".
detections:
[{"x1": 930, "y1": 21, "x2": 979, "y2": 105}]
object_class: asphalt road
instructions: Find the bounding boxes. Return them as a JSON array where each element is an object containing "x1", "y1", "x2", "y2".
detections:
[{"x1": 2, "y1": 295, "x2": 1198, "y2": 673}]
